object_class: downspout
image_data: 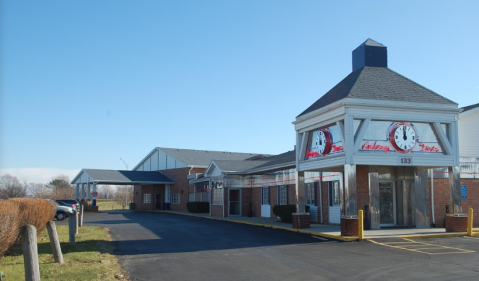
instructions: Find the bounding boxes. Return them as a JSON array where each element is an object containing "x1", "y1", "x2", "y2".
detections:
[
  {"x1": 431, "y1": 169, "x2": 435, "y2": 227},
  {"x1": 319, "y1": 172, "x2": 323, "y2": 224},
  {"x1": 223, "y1": 172, "x2": 227, "y2": 218}
]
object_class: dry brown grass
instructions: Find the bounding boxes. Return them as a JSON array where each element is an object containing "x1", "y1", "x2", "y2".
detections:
[
  {"x1": 0, "y1": 199, "x2": 21, "y2": 257},
  {"x1": 0, "y1": 198, "x2": 56, "y2": 257}
]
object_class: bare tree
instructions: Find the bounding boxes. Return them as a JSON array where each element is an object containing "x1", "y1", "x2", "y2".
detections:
[
  {"x1": 98, "y1": 185, "x2": 114, "y2": 199},
  {"x1": 0, "y1": 173, "x2": 27, "y2": 199},
  {"x1": 28, "y1": 182, "x2": 52, "y2": 198},
  {"x1": 115, "y1": 185, "x2": 133, "y2": 209}
]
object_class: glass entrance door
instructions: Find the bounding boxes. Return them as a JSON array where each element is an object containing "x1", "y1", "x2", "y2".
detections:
[{"x1": 379, "y1": 182, "x2": 395, "y2": 226}]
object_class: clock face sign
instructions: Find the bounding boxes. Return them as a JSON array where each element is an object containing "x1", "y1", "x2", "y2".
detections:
[
  {"x1": 315, "y1": 128, "x2": 333, "y2": 156},
  {"x1": 388, "y1": 122, "x2": 418, "y2": 153}
]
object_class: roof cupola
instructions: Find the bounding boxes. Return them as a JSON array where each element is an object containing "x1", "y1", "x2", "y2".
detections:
[{"x1": 352, "y1": 38, "x2": 388, "y2": 71}]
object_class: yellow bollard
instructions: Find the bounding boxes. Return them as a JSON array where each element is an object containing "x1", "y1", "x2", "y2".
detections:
[
  {"x1": 467, "y1": 208, "x2": 473, "y2": 236},
  {"x1": 358, "y1": 209, "x2": 364, "y2": 240}
]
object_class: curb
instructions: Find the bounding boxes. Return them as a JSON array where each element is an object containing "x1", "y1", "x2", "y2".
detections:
[
  {"x1": 150, "y1": 210, "x2": 479, "y2": 242},
  {"x1": 160, "y1": 210, "x2": 358, "y2": 242}
]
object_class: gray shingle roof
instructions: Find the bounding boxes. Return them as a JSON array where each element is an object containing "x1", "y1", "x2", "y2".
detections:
[
  {"x1": 160, "y1": 147, "x2": 269, "y2": 167},
  {"x1": 78, "y1": 169, "x2": 175, "y2": 184},
  {"x1": 212, "y1": 160, "x2": 270, "y2": 172},
  {"x1": 297, "y1": 67, "x2": 457, "y2": 118},
  {"x1": 460, "y1": 102, "x2": 479, "y2": 113},
  {"x1": 209, "y1": 150, "x2": 296, "y2": 174}
]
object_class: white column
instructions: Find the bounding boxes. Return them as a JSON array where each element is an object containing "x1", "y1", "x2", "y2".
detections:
[
  {"x1": 87, "y1": 182, "x2": 91, "y2": 201},
  {"x1": 165, "y1": 185, "x2": 171, "y2": 210},
  {"x1": 92, "y1": 182, "x2": 97, "y2": 207},
  {"x1": 75, "y1": 183, "x2": 80, "y2": 200},
  {"x1": 81, "y1": 183, "x2": 85, "y2": 202},
  {"x1": 344, "y1": 164, "x2": 357, "y2": 217}
]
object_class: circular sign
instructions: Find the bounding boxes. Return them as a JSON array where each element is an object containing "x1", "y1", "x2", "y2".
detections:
[{"x1": 92, "y1": 192, "x2": 98, "y2": 197}]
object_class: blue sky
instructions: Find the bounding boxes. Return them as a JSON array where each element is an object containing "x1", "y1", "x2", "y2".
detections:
[{"x1": 1, "y1": 1, "x2": 478, "y2": 183}]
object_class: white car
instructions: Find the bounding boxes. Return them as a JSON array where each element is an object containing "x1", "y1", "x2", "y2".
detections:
[{"x1": 47, "y1": 199, "x2": 75, "y2": 220}]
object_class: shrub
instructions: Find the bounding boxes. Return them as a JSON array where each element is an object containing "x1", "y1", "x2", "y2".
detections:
[
  {"x1": 272, "y1": 204, "x2": 310, "y2": 223},
  {"x1": 10, "y1": 198, "x2": 56, "y2": 238},
  {"x1": 187, "y1": 202, "x2": 209, "y2": 213},
  {"x1": 0, "y1": 200, "x2": 21, "y2": 257}
]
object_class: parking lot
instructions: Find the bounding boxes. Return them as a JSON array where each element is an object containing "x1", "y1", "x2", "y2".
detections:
[{"x1": 75, "y1": 211, "x2": 479, "y2": 281}]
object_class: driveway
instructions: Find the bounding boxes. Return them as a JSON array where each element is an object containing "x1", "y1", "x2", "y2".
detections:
[{"x1": 82, "y1": 211, "x2": 479, "y2": 281}]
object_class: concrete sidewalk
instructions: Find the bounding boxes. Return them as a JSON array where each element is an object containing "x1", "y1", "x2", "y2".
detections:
[{"x1": 161, "y1": 210, "x2": 478, "y2": 241}]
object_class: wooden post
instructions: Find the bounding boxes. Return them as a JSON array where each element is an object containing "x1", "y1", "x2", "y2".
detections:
[
  {"x1": 75, "y1": 211, "x2": 79, "y2": 234},
  {"x1": 69, "y1": 213, "x2": 76, "y2": 245},
  {"x1": 46, "y1": 221, "x2": 64, "y2": 264},
  {"x1": 21, "y1": 225, "x2": 40, "y2": 281},
  {"x1": 78, "y1": 204, "x2": 84, "y2": 227}
]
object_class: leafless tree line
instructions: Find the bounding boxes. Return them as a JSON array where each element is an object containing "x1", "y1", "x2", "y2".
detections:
[{"x1": 1, "y1": 173, "x2": 133, "y2": 208}]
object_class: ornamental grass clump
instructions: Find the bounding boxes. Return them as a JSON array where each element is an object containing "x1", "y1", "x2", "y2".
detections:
[
  {"x1": 0, "y1": 198, "x2": 56, "y2": 257},
  {"x1": 0, "y1": 199, "x2": 21, "y2": 257}
]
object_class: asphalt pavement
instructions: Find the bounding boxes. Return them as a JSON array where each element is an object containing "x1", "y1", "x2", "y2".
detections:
[{"x1": 77, "y1": 211, "x2": 479, "y2": 281}]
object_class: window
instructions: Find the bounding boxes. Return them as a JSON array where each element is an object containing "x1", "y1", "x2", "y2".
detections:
[
  {"x1": 143, "y1": 193, "x2": 151, "y2": 204},
  {"x1": 305, "y1": 183, "x2": 315, "y2": 205},
  {"x1": 262, "y1": 186, "x2": 270, "y2": 205},
  {"x1": 329, "y1": 181, "x2": 340, "y2": 206},
  {"x1": 278, "y1": 185, "x2": 288, "y2": 205},
  {"x1": 171, "y1": 193, "x2": 180, "y2": 204},
  {"x1": 212, "y1": 188, "x2": 223, "y2": 205}
]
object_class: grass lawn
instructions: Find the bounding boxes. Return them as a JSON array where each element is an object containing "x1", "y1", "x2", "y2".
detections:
[
  {"x1": 96, "y1": 200, "x2": 125, "y2": 211},
  {"x1": 0, "y1": 225, "x2": 128, "y2": 281}
]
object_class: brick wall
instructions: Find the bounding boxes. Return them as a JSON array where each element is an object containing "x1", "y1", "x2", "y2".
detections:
[
  {"x1": 161, "y1": 167, "x2": 205, "y2": 211},
  {"x1": 459, "y1": 178, "x2": 479, "y2": 227},
  {"x1": 252, "y1": 187, "x2": 262, "y2": 217},
  {"x1": 356, "y1": 165, "x2": 370, "y2": 212},
  {"x1": 241, "y1": 188, "x2": 252, "y2": 217}
]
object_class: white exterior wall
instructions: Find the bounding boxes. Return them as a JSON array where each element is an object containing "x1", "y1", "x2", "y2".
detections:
[
  {"x1": 133, "y1": 149, "x2": 188, "y2": 171},
  {"x1": 459, "y1": 111, "x2": 479, "y2": 157}
]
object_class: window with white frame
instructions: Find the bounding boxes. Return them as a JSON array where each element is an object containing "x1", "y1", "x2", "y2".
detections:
[
  {"x1": 212, "y1": 188, "x2": 223, "y2": 205},
  {"x1": 330, "y1": 181, "x2": 340, "y2": 206},
  {"x1": 278, "y1": 185, "x2": 288, "y2": 205},
  {"x1": 305, "y1": 183, "x2": 315, "y2": 205},
  {"x1": 171, "y1": 193, "x2": 180, "y2": 204},
  {"x1": 143, "y1": 193, "x2": 151, "y2": 204}
]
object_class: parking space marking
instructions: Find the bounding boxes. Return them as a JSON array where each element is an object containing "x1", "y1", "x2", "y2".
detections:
[
  {"x1": 369, "y1": 238, "x2": 475, "y2": 255},
  {"x1": 465, "y1": 236, "x2": 479, "y2": 240}
]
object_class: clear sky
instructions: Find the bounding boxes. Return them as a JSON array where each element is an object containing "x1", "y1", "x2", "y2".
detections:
[{"x1": 1, "y1": 0, "x2": 478, "y2": 184}]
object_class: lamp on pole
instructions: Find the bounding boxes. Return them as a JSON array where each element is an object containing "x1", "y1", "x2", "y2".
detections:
[{"x1": 120, "y1": 158, "x2": 128, "y2": 170}]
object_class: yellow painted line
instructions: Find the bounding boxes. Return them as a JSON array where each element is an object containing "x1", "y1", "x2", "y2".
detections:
[
  {"x1": 369, "y1": 238, "x2": 475, "y2": 255},
  {"x1": 464, "y1": 236, "x2": 479, "y2": 240}
]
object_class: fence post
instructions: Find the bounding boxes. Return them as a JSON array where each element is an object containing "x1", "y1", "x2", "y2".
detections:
[
  {"x1": 358, "y1": 210, "x2": 364, "y2": 240},
  {"x1": 69, "y1": 213, "x2": 76, "y2": 245},
  {"x1": 21, "y1": 225, "x2": 40, "y2": 281},
  {"x1": 78, "y1": 204, "x2": 84, "y2": 227},
  {"x1": 468, "y1": 208, "x2": 473, "y2": 236},
  {"x1": 46, "y1": 221, "x2": 64, "y2": 264},
  {"x1": 75, "y1": 211, "x2": 79, "y2": 234}
]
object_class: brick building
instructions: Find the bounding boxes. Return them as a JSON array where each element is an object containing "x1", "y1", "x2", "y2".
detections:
[{"x1": 71, "y1": 39, "x2": 479, "y2": 230}]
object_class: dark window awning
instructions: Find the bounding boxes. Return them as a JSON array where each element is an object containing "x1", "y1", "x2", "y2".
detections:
[{"x1": 71, "y1": 169, "x2": 175, "y2": 185}]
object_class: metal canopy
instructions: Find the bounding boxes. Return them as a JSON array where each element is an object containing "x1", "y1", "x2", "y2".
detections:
[{"x1": 71, "y1": 169, "x2": 175, "y2": 185}]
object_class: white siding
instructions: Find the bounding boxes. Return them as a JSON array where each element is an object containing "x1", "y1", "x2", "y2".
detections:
[
  {"x1": 151, "y1": 150, "x2": 159, "y2": 171},
  {"x1": 459, "y1": 112, "x2": 479, "y2": 157},
  {"x1": 329, "y1": 206, "x2": 341, "y2": 224}
]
